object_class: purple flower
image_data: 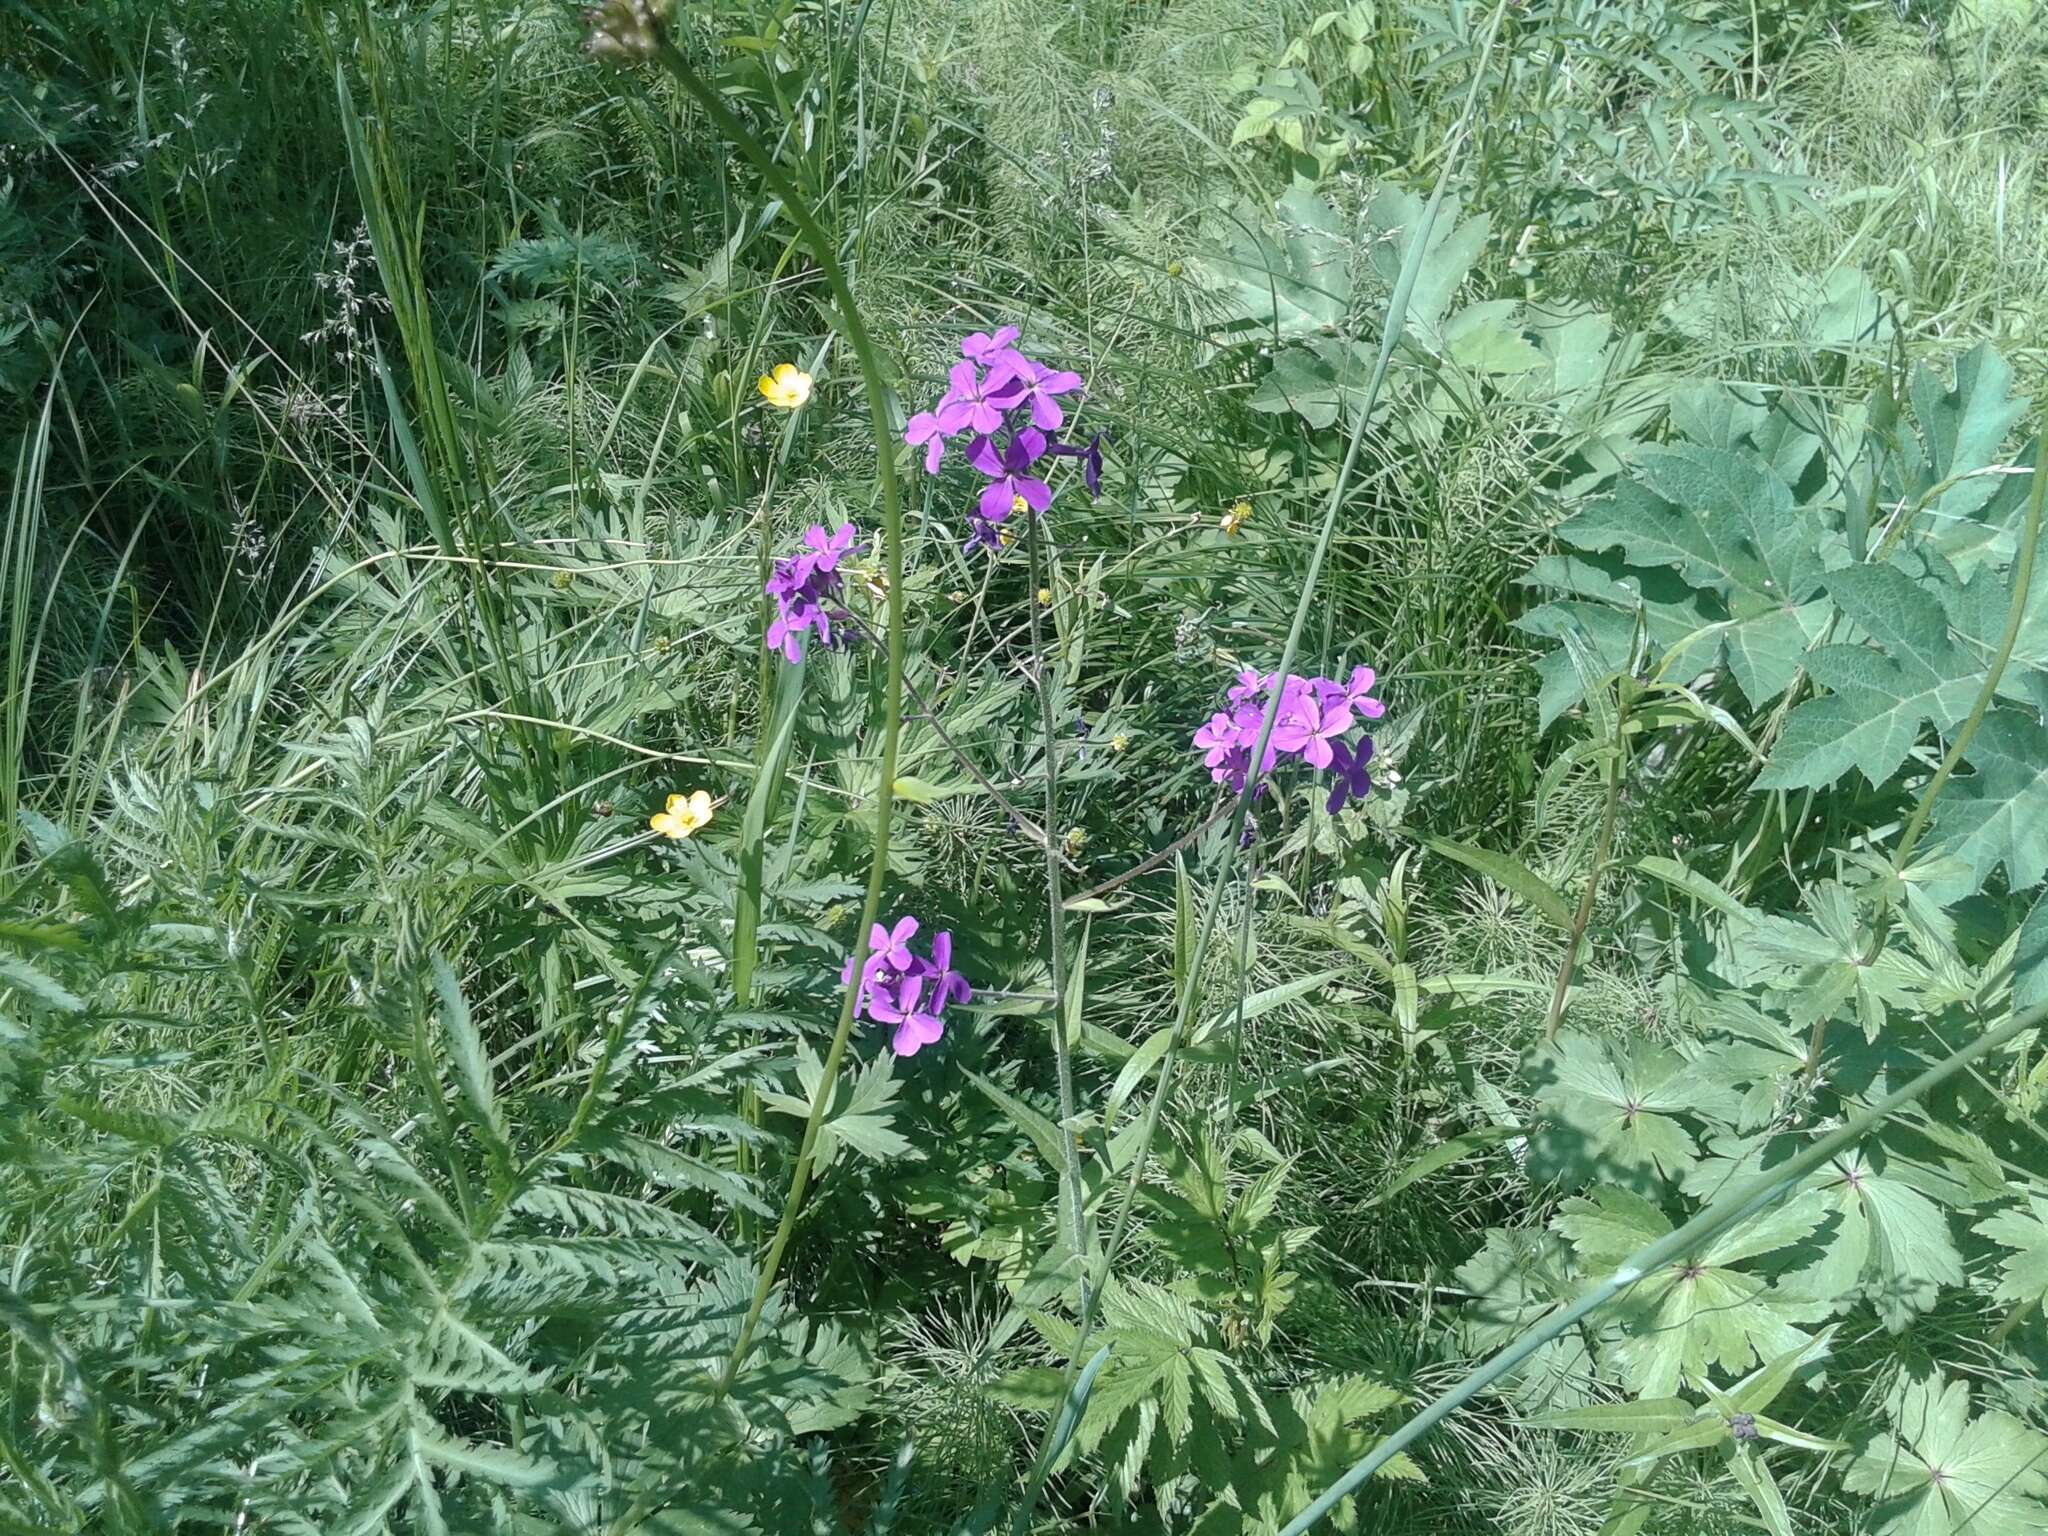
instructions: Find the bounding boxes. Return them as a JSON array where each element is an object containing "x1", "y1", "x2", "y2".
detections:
[
  {"x1": 802, "y1": 522, "x2": 859, "y2": 576},
  {"x1": 763, "y1": 523, "x2": 863, "y2": 664},
  {"x1": 964, "y1": 516, "x2": 1003, "y2": 553},
  {"x1": 1325, "y1": 736, "x2": 1375, "y2": 813},
  {"x1": 905, "y1": 411, "x2": 948, "y2": 473},
  {"x1": 1047, "y1": 432, "x2": 1106, "y2": 498},
  {"x1": 835, "y1": 916, "x2": 974, "y2": 1056},
  {"x1": 971, "y1": 429, "x2": 1053, "y2": 522},
  {"x1": 936, "y1": 360, "x2": 1024, "y2": 437},
  {"x1": 1001, "y1": 356, "x2": 1085, "y2": 431},
  {"x1": 961, "y1": 326, "x2": 1021, "y2": 366},
  {"x1": 925, "y1": 930, "x2": 972, "y2": 1009},
  {"x1": 873, "y1": 915, "x2": 919, "y2": 970},
  {"x1": 1272, "y1": 679, "x2": 1353, "y2": 770},
  {"x1": 1344, "y1": 665, "x2": 1386, "y2": 720}
]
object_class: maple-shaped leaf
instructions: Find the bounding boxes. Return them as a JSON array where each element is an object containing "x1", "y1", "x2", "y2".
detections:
[
  {"x1": 1451, "y1": 1228, "x2": 1597, "y2": 1411},
  {"x1": 1551, "y1": 440, "x2": 1833, "y2": 707},
  {"x1": 1888, "y1": 343, "x2": 2035, "y2": 565},
  {"x1": 1759, "y1": 562, "x2": 1984, "y2": 790},
  {"x1": 1524, "y1": 1032, "x2": 1715, "y2": 1195},
  {"x1": 1931, "y1": 708, "x2": 2048, "y2": 893},
  {"x1": 1845, "y1": 1371, "x2": 2048, "y2": 1535},
  {"x1": 1721, "y1": 883, "x2": 1926, "y2": 1040},
  {"x1": 1686, "y1": 1135, "x2": 1964, "y2": 1329},
  {"x1": 1554, "y1": 1186, "x2": 1826, "y2": 1397},
  {"x1": 1977, "y1": 1196, "x2": 2048, "y2": 1307}
]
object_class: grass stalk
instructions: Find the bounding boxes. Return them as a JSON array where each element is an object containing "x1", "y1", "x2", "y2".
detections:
[{"x1": 636, "y1": 31, "x2": 909, "y2": 1392}]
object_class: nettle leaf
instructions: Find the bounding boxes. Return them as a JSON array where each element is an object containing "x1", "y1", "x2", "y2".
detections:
[
  {"x1": 1844, "y1": 1371, "x2": 2048, "y2": 1535},
  {"x1": 1555, "y1": 1186, "x2": 1826, "y2": 1397},
  {"x1": 1524, "y1": 1032, "x2": 1714, "y2": 1194},
  {"x1": 1977, "y1": 1195, "x2": 2048, "y2": 1307},
  {"x1": 1930, "y1": 708, "x2": 2048, "y2": 893},
  {"x1": 1543, "y1": 440, "x2": 1832, "y2": 712}
]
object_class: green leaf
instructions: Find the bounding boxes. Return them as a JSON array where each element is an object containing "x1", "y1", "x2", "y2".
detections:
[
  {"x1": 1932, "y1": 708, "x2": 2048, "y2": 892},
  {"x1": 1761, "y1": 562, "x2": 1983, "y2": 790},
  {"x1": 1368, "y1": 1125, "x2": 1523, "y2": 1207},
  {"x1": 763, "y1": 1044, "x2": 916, "y2": 1167},
  {"x1": 1553, "y1": 441, "x2": 1831, "y2": 707},
  {"x1": 1192, "y1": 185, "x2": 1351, "y2": 339},
  {"x1": 2018, "y1": 890, "x2": 2048, "y2": 1012},
  {"x1": 1976, "y1": 1195, "x2": 2048, "y2": 1306},
  {"x1": 1424, "y1": 838, "x2": 1574, "y2": 930},
  {"x1": 431, "y1": 956, "x2": 510, "y2": 1163},
  {"x1": 1844, "y1": 1371, "x2": 2048, "y2": 1535},
  {"x1": 1525, "y1": 1033, "x2": 1704, "y2": 1195},
  {"x1": 0, "y1": 954, "x2": 85, "y2": 1014}
]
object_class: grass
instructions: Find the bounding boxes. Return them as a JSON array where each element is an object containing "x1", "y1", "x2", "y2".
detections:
[{"x1": 6, "y1": 1, "x2": 2048, "y2": 1532}]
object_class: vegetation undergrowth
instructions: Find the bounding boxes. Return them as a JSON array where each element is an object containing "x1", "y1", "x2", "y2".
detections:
[{"x1": 5, "y1": 1, "x2": 2048, "y2": 1532}]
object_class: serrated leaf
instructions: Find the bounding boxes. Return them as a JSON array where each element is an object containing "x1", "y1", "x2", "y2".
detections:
[
  {"x1": 1845, "y1": 1372, "x2": 2048, "y2": 1535},
  {"x1": 1976, "y1": 1196, "x2": 2048, "y2": 1306},
  {"x1": 1524, "y1": 1033, "x2": 1703, "y2": 1195}
]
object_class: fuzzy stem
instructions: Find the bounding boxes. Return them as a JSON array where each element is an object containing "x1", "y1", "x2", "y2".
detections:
[{"x1": 644, "y1": 34, "x2": 906, "y2": 1393}]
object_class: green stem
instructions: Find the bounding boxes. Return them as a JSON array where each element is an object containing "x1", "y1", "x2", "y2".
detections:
[
  {"x1": 1542, "y1": 677, "x2": 1632, "y2": 1043},
  {"x1": 1823, "y1": 421, "x2": 2047, "y2": 1076},
  {"x1": 1007, "y1": 12, "x2": 1511, "y2": 1527},
  {"x1": 1277, "y1": 998, "x2": 2048, "y2": 1536},
  {"x1": 1027, "y1": 516, "x2": 1089, "y2": 1272},
  {"x1": 644, "y1": 34, "x2": 907, "y2": 1392}
]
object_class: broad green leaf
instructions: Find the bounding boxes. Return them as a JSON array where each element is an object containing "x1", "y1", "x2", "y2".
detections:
[
  {"x1": 1525, "y1": 1033, "x2": 1705, "y2": 1194},
  {"x1": 1976, "y1": 1196, "x2": 2048, "y2": 1306},
  {"x1": 1552, "y1": 441, "x2": 1831, "y2": 706},
  {"x1": 1193, "y1": 186, "x2": 1351, "y2": 339},
  {"x1": 1932, "y1": 708, "x2": 2048, "y2": 892},
  {"x1": 1844, "y1": 1371, "x2": 2048, "y2": 1535}
]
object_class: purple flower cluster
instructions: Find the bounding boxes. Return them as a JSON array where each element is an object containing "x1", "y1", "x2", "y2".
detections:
[
  {"x1": 1192, "y1": 666, "x2": 1387, "y2": 811},
  {"x1": 904, "y1": 326, "x2": 1104, "y2": 551},
  {"x1": 841, "y1": 915, "x2": 973, "y2": 1057},
  {"x1": 765, "y1": 522, "x2": 861, "y2": 664}
]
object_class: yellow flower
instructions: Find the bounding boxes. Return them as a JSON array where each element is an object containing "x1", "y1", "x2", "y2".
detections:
[
  {"x1": 1221, "y1": 499, "x2": 1252, "y2": 537},
  {"x1": 650, "y1": 789, "x2": 714, "y2": 840},
  {"x1": 1011, "y1": 494, "x2": 1029, "y2": 518},
  {"x1": 756, "y1": 362, "x2": 813, "y2": 411},
  {"x1": 1112, "y1": 733, "x2": 1130, "y2": 753},
  {"x1": 1037, "y1": 587, "x2": 1052, "y2": 606}
]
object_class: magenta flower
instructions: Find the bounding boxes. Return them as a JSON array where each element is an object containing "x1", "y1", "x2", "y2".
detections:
[
  {"x1": 1002, "y1": 356, "x2": 1085, "y2": 431},
  {"x1": 1344, "y1": 665, "x2": 1386, "y2": 720},
  {"x1": 1272, "y1": 679, "x2": 1353, "y2": 770},
  {"x1": 836, "y1": 916, "x2": 975, "y2": 1056},
  {"x1": 763, "y1": 522, "x2": 860, "y2": 664},
  {"x1": 1047, "y1": 431, "x2": 1106, "y2": 498},
  {"x1": 1190, "y1": 665, "x2": 1385, "y2": 805},
  {"x1": 936, "y1": 359, "x2": 1023, "y2": 436},
  {"x1": 905, "y1": 411, "x2": 948, "y2": 472},
  {"x1": 961, "y1": 326, "x2": 1021, "y2": 366}
]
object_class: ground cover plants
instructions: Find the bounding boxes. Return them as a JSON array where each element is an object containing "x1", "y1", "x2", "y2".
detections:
[{"x1": 6, "y1": 0, "x2": 2048, "y2": 1531}]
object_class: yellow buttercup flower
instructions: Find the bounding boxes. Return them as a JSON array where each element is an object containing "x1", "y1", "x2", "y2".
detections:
[
  {"x1": 757, "y1": 362, "x2": 813, "y2": 411},
  {"x1": 650, "y1": 789, "x2": 715, "y2": 840},
  {"x1": 1221, "y1": 499, "x2": 1252, "y2": 536}
]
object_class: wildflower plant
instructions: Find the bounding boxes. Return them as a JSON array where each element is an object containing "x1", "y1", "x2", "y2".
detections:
[
  {"x1": 840, "y1": 916, "x2": 974, "y2": 1057},
  {"x1": 1193, "y1": 665, "x2": 1386, "y2": 808},
  {"x1": 764, "y1": 521, "x2": 861, "y2": 663},
  {"x1": 903, "y1": 326, "x2": 1099, "y2": 549}
]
